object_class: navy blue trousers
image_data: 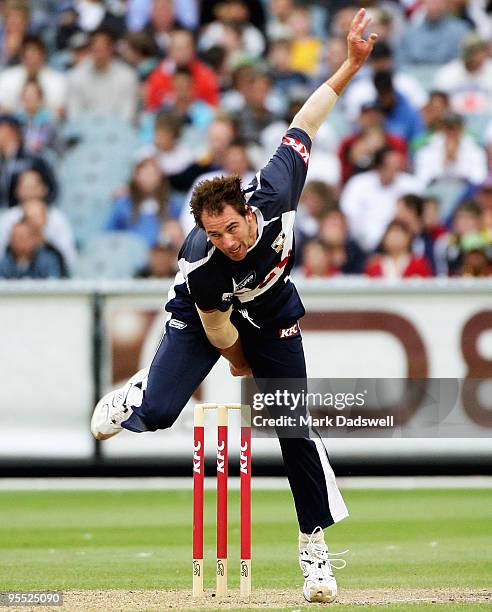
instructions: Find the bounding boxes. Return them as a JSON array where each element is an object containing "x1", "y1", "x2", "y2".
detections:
[{"x1": 123, "y1": 314, "x2": 348, "y2": 532}]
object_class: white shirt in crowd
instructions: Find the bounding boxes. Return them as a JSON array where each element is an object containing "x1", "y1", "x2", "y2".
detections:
[
  {"x1": 0, "y1": 65, "x2": 68, "y2": 114},
  {"x1": 0, "y1": 206, "x2": 77, "y2": 272},
  {"x1": 67, "y1": 59, "x2": 138, "y2": 121},
  {"x1": 414, "y1": 132, "x2": 488, "y2": 186},
  {"x1": 434, "y1": 59, "x2": 492, "y2": 114},
  {"x1": 340, "y1": 170, "x2": 423, "y2": 252}
]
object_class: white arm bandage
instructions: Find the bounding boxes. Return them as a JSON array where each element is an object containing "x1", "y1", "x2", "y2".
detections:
[
  {"x1": 289, "y1": 83, "x2": 338, "y2": 140},
  {"x1": 197, "y1": 306, "x2": 239, "y2": 350}
]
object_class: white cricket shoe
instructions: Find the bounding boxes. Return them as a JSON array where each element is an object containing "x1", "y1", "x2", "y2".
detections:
[
  {"x1": 299, "y1": 526, "x2": 347, "y2": 604},
  {"x1": 90, "y1": 369, "x2": 148, "y2": 440}
]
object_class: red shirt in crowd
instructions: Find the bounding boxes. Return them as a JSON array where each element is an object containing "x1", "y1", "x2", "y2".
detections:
[
  {"x1": 146, "y1": 59, "x2": 220, "y2": 110},
  {"x1": 365, "y1": 255, "x2": 433, "y2": 278}
]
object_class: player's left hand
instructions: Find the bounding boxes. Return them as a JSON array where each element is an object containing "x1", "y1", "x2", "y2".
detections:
[
  {"x1": 346, "y1": 8, "x2": 378, "y2": 68},
  {"x1": 229, "y1": 363, "x2": 252, "y2": 377}
]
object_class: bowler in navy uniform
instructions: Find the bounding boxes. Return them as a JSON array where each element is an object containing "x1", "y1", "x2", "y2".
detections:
[{"x1": 92, "y1": 9, "x2": 378, "y2": 603}]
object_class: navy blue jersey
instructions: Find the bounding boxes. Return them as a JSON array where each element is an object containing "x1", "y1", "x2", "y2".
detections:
[{"x1": 166, "y1": 128, "x2": 311, "y2": 328}]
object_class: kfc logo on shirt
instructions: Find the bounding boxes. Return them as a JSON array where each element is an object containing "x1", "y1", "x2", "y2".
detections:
[
  {"x1": 279, "y1": 322, "x2": 299, "y2": 338},
  {"x1": 282, "y1": 135, "x2": 310, "y2": 166}
]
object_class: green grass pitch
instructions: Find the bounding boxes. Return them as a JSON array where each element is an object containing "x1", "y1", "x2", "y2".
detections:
[{"x1": 0, "y1": 487, "x2": 490, "y2": 610}]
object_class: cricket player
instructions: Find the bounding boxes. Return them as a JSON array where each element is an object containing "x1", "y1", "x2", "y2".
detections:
[{"x1": 92, "y1": 9, "x2": 377, "y2": 604}]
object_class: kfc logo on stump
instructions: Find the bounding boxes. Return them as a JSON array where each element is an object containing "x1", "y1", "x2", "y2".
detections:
[
  {"x1": 279, "y1": 322, "x2": 299, "y2": 338},
  {"x1": 281, "y1": 135, "x2": 310, "y2": 166}
]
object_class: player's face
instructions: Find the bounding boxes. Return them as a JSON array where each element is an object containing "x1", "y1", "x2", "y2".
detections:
[{"x1": 201, "y1": 204, "x2": 257, "y2": 261}]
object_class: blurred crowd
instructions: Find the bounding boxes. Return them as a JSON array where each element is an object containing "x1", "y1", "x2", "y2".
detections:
[{"x1": 0, "y1": 0, "x2": 492, "y2": 280}]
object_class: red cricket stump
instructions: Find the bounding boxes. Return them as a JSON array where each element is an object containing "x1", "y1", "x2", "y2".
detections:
[
  {"x1": 240, "y1": 405, "x2": 252, "y2": 597},
  {"x1": 192, "y1": 404, "x2": 205, "y2": 597},
  {"x1": 192, "y1": 403, "x2": 252, "y2": 598},
  {"x1": 216, "y1": 405, "x2": 228, "y2": 597}
]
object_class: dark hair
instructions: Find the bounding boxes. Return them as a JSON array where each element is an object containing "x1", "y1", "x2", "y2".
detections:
[
  {"x1": 428, "y1": 90, "x2": 449, "y2": 104},
  {"x1": 155, "y1": 111, "x2": 183, "y2": 139},
  {"x1": 373, "y1": 146, "x2": 395, "y2": 168},
  {"x1": 399, "y1": 193, "x2": 424, "y2": 218},
  {"x1": 454, "y1": 200, "x2": 481, "y2": 218},
  {"x1": 124, "y1": 31, "x2": 157, "y2": 58},
  {"x1": 22, "y1": 34, "x2": 46, "y2": 55},
  {"x1": 174, "y1": 65, "x2": 193, "y2": 79},
  {"x1": 129, "y1": 160, "x2": 170, "y2": 223},
  {"x1": 374, "y1": 70, "x2": 394, "y2": 94},
  {"x1": 190, "y1": 175, "x2": 246, "y2": 228},
  {"x1": 382, "y1": 219, "x2": 413, "y2": 252},
  {"x1": 90, "y1": 27, "x2": 117, "y2": 44}
]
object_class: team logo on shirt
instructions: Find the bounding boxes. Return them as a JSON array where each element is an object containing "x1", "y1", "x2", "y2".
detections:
[
  {"x1": 279, "y1": 322, "x2": 299, "y2": 338},
  {"x1": 271, "y1": 231, "x2": 286, "y2": 253},
  {"x1": 281, "y1": 135, "x2": 310, "y2": 166},
  {"x1": 233, "y1": 271, "x2": 257, "y2": 292}
]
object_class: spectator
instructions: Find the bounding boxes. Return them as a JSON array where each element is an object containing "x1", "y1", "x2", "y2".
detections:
[
  {"x1": 397, "y1": 0, "x2": 470, "y2": 67},
  {"x1": 433, "y1": 34, "x2": 492, "y2": 116},
  {"x1": 365, "y1": 220, "x2": 433, "y2": 278},
  {"x1": 146, "y1": 27, "x2": 219, "y2": 110},
  {"x1": 16, "y1": 79, "x2": 60, "y2": 156},
  {"x1": 106, "y1": 156, "x2": 173, "y2": 247},
  {"x1": 318, "y1": 207, "x2": 367, "y2": 274},
  {"x1": 340, "y1": 147, "x2": 422, "y2": 253},
  {"x1": 235, "y1": 70, "x2": 277, "y2": 145},
  {"x1": 135, "y1": 242, "x2": 178, "y2": 278},
  {"x1": 295, "y1": 180, "x2": 337, "y2": 258},
  {"x1": 460, "y1": 232, "x2": 492, "y2": 276},
  {"x1": 0, "y1": 114, "x2": 57, "y2": 208},
  {"x1": 140, "y1": 111, "x2": 195, "y2": 175},
  {"x1": 0, "y1": 35, "x2": 68, "y2": 117},
  {"x1": 373, "y1": 70, "x2": 424, "y2": 143},
  {"x1": 434, "y1": 200, "x2": 483, "y2": 275},
  {"x1": 168, "y1": 114, "x2": 236, "y2": 192},
  {"x1": 422, "y1": 196, "x2": 448, "y2": 242},
  {"x1": 394, "y1": 193, "x2": 437, "y2": 271},
  {"x1": 141, "y1": 0, "x2": 189, "y2": 55},
  {"x1": 55, "y1": 0, "x2": 126, "y2": 50},
  {"x1": 0, "y1": 218, "x2": 66, "y2": 279},
  {"x1": 343, "y1": 41, "x2": 428, "y2": 121},
  {"x1": 159, "y1": 66, "x2": 214, "y2": 133},
  {"x1": 414, "y1": 112, "x2": 488, "y2": 187},
  {"x1": 302, "y1": 238, "x2": 337, "y2": 278},
  {"x1": 120, "y1": 31, "x2": 159, "y2": 84},
  {"x1": 220, "y1": 62, "x2": 254, "y2": 113},
  {"x1": 0, "y1": 0, "x2": 30, "y2": 69},
  {"x1": 412, "y1": 90, "x2": 450, "y2": 153},
  {"x1": 338, "y1": 103, "x2": 407, "y2": 184},
  {"x1": 67, "y1": 28, "x2": 139, "y2": 121},
  {"x1": 266, "y1": 0, "x2": 295, "y2": 39},
  {"x1": 0, "y1": 169, "x2": 76, "y2": 270},
  {"x1": 267, "y1": 38, "x2": 308, "y2": 100},
  {"x1": 288, "y1": 5, "x2": 322, "y2": 77},
  {"x1": 199, "y1": 0, "x2": 265, "y2": 59}
]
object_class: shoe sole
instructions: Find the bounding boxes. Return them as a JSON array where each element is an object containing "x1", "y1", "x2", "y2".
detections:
[
  {"x1": 307, "y1": 585, "x2": 336, "y2": 603},
  {"x1": 93, "y1": 431, "x2": 119, "y2": 441}
]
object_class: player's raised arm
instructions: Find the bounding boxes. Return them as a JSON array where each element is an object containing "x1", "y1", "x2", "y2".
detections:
[{"x1": 290, "y1": 8, "x2": 378, "y2": 140}]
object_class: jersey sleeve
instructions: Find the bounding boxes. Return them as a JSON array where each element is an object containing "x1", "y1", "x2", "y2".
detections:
[
  {"x1": 243, "y1": 127, "x2": 312, "y2": 215},
  {"x1": 187, "y1": 266, "x2": 233, "y2": 312}
]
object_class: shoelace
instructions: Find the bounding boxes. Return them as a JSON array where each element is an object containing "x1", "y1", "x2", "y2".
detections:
[
  {"x1": 306, "y1": 526, "x2": 349, "y2": 572},
  {"x1": 109, "y1": 390, "x2": 129, "y2": 424}
]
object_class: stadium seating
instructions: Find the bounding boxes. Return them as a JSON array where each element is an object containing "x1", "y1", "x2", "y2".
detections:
[{"x1": 74, "y1": 232, "x2": 149, "y2": 279}]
